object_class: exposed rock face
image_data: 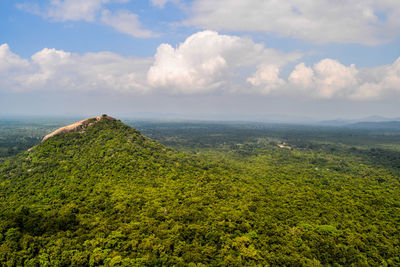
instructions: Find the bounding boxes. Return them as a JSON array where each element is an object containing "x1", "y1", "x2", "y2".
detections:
[{"x1": 42, "y1": 115, "x2": 116, "y2": 142}]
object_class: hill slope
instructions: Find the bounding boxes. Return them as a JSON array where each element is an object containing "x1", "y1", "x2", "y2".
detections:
[
  {"x1": 0, "y1": 116, "x2": 399, "y2": 266},
  {"x1": 0, "y1": 117, "x2": 252, "y2": 266}
]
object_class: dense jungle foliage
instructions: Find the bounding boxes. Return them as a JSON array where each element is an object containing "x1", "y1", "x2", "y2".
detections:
[{"x1": 0, "y1": 118, "x2": 399, "y2": 266}]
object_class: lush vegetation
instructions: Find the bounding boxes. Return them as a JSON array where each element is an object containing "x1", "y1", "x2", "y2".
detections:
[
  {"x1": 0, "y1": 118, "x2": 400, "y2": 266},
  {"x1": 0, "y1": 119, "x2": 74, "y2": 160}
]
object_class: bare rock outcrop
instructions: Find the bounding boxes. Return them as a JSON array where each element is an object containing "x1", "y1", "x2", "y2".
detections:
[{"x1": 42, "y1": 115, "x2": 116, "y2": 142}]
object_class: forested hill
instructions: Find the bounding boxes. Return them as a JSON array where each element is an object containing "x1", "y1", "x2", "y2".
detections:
[
  {"x1": 0, "y1": 116, "x2": 400, "y2": 266},
  {"x1": 0, "y1": 116, "x2": 249, "y2": 265}
]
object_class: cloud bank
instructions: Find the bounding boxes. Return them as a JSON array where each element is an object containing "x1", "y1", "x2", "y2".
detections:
[
  {"x1": 288, "y1": 59, "x2": 400, "y2": 100},
  {"x1": 0, "y1": 44, "x2": 151, "y2": 93},
  {"x1": 15, "y1": 0, "x2": 400, "y2": 46},
  {"x1": 17, "y1": 0, "x2": 400, "y2": 45},
  {"x1": 1, "y1": 31, "x2": 400, "y2": 99},
  {"x1": 186, "y1": 0, "x2": 400, "y2": 45},
  {"x1": 147, "y1": 31, "x2": 300, "y2": 93}
]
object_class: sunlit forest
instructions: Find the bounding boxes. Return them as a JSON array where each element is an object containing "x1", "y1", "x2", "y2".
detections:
[{"x1": 0, "y1": 117, "x2": 399, "y2": 266}]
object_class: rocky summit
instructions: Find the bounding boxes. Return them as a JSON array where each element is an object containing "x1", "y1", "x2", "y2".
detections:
[{"x1": 42, "y1": 115, "x2": 116, "y2": 142}]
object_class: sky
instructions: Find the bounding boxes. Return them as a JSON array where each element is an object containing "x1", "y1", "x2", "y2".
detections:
[{"x1": 1, "y1": 0, "x2": 400, "y2": 120}]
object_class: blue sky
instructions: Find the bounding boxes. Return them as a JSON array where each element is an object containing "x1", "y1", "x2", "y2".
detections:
[{"x1": 1, "y1": 0, "x2": 400, "y2": 120}]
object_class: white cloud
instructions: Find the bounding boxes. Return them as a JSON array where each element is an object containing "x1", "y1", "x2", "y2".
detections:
[
  {"x1": 0, "y1": 44, "x2": 29, "y2": 72},
  {"x1": 351, "y1": 83, "x2": 382, "y2": 100},
  {"x1": 0, "y1": 44, "x2": 151, "y2": 93},
  {"x1": 17, "y1": 0, "x2": 156, "y2": 38},
  {"x1": 288, "y1": 58, "x2": 400, "y2": 100},
  {"x1": 147, "y1": 30, "x2": 300, "y2": 93},
  {"x1": 382, "y1": 58, "x2": 400, "y2": 89},
  {"x1": 351, "y1": 58, "x2": 400, "y2": 99},
  {"x1": 101, "y1": 9, "x2": 156, "y2": 38},
  {"x1": 247, "y1": 65, "x2": 285, "y2": 94},
  {"x1": 288, "y1": 63, "x2": 314, "y2": 89},
  {"x1": 289, "y1": 59, "x2": 359, "y2": 98},
  {"x1": 18, "y1": 48, "x2": 73, "y2": 89},
  {"x1": 313, "y1": 59, "x2": 359, "y2": 98},
  {"x1": 2, "y1": 37, "x2": 400, "y2": 100},
  {"x1": 48, "y1": 0, "x2": 107, "y2": 21},
  {"x1": 0, "y1": 44, "x2": 31, "y2": 91},
  {"x1": 1, "y1": 31, "x2": 300, "y2": 95},
  {"x1": 186, "y1": 0, "x2": 400, "y2": 45},
  {"x1": 17, "y1": 0, "x2": 108, "y2": 22}
]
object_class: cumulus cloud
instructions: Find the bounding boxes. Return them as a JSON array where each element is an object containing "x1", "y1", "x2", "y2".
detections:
[
  {"x1": 0, "y1": 31, "x2": 300, "y2": 95},
  {"x1": 247, "y1": 65, "x2": 285, "y2": 94},
  {"x1": 288, "y1": 63, "x2": 314, "y2": 89},
  {"x1": 288, "y1": 58, "x2": 400, "y2": 100},
  {"x1": 2, "y1": 34, "x2": 400, "y2": 100},
  {"x1": 0, "y1": 44, "x2": 31, "y2": 91},
  {"x1": 313, "y1": 59, "x2": 359, "y2": 98},
  {"x1": 186, "y1": 0, "x2": 400, "y2": 45},
  {"x1": 0, "y1": 44, "x2": 151, "y2": 93},
  {"x1": 289, "y1": 59, "x2": 359, "y2": 98},
  {"x1": 0, "y1": 44, "x2": 29, "y2": 72},
  {"x1": 101, "y1": 9, "x2": 156, "y2": 38},
  {"x1": 147, "y1": 30, "x2": 300, "y2": 93},
  {"x1": 382, "y1": 58, "x2": 400, "y2": 88},
  {"x1": 350, "y1": 58, "x2": 400, "y2": 99}
]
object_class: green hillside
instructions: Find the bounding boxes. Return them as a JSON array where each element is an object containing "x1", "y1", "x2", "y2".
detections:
[{"x1": 0, "y1": 117, "x2": 399, "y2": 266}]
